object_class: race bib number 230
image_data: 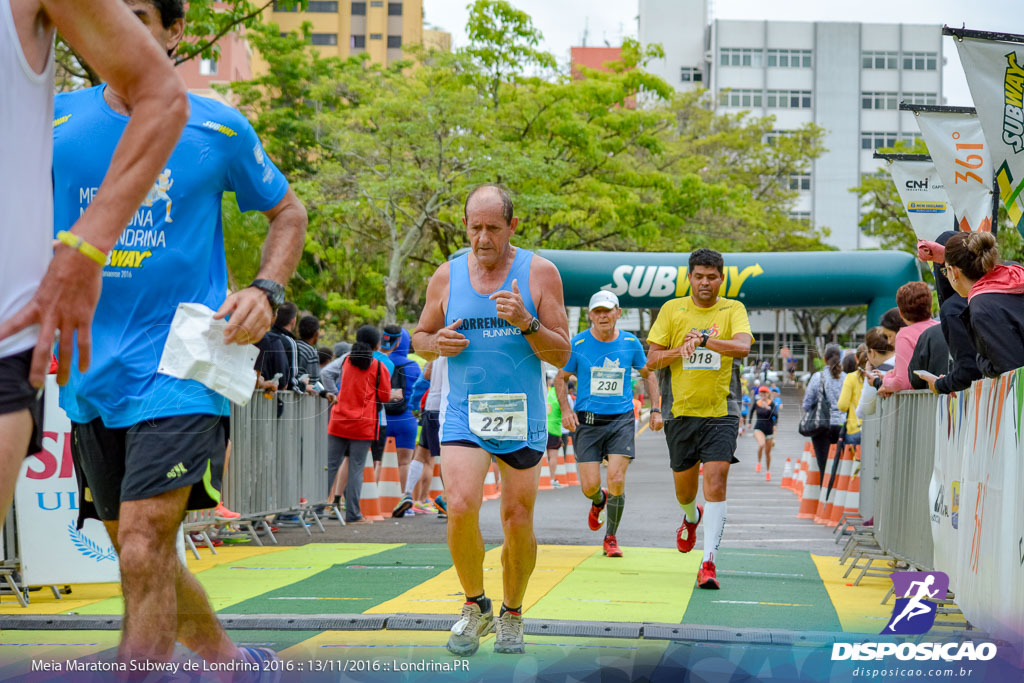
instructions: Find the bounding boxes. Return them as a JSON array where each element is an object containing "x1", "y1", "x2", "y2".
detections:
[
  {"x1": 684, "y1": 349, "x2": 721, "y2": 371},
  {"x1": 468, "y1": 393, "x2": 528, "y2": 440}
]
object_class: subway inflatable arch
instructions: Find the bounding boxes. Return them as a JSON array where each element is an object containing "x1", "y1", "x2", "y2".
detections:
[{"x1": 518, "y1": 250, "x2": 921, "y2": 326}]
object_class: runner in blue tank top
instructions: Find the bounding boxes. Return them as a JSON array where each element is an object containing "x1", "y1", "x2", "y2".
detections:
[{"x1": 413, "y1": 185, "x2": 570, "y2": 657}]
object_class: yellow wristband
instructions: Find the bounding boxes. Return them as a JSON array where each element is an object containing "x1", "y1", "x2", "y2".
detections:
[{"x1": 56, "y1": 230, "x2": 107, "y2": 266}]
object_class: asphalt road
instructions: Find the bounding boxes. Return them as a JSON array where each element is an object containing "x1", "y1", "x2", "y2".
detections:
[{"x1": 271, "y1": 388, "x2": 842, "y2": 557}]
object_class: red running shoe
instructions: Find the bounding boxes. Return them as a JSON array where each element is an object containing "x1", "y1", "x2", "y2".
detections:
[
  {"x1": 602, "y1": 535, "x2": 623, "y2": 557},
  {"x1": 697, "y1": 561, "x2": 719, "y2": 589},
  {"x1": 676, "y1": 504, "x2": 703, "y2": 553},
  {"x1": 588, "y1": 488, "x2": 608, "y2": 531}
]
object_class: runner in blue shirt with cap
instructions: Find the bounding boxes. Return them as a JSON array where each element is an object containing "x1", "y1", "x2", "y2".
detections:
[{"x1": 556, "y1": 290, "x2": 662, "y2": 558}]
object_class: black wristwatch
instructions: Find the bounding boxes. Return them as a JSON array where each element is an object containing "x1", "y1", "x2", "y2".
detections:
[
  {"x1": 250, "y1": 278, "x2": 285, "y2": 310},
  {"x1": 650, "y1": 408, "x2": 661, "y2": 413},
  {"x1": 521, "y1": 316, "x2": 541, "y2": 336},
  {"x1": 699, "y1": 332, "x2": 710, "y2": 347}
]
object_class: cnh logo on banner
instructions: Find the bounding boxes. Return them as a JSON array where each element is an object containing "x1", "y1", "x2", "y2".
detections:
[{"x1": 883, "y1": 570, "x2": 949, "y2": 635}]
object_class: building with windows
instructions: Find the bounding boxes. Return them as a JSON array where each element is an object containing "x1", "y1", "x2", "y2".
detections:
[
  {"x1": 639, "y1": 0, "x2": 943, "y2": 250},
  {"x1": 177, "y1": 32, "x2": 253, "y2": 102}
]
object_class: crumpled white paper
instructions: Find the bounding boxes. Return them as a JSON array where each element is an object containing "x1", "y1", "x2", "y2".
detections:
[{"x1": 157, "y1": 302, "x2": 259, "y2": 405}]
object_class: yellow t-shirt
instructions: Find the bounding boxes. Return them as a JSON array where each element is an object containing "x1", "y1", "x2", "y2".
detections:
[{"x1": 648, "y1": 296, "x2": 753, "y2": 418}]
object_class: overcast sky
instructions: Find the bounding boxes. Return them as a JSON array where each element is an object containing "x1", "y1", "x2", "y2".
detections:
[{"x1": 423, "y1": 0, "x2": 1024, "y2": 105}]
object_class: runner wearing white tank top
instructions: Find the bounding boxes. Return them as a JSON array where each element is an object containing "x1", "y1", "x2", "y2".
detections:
[{"x1": 0, "y1": 0, "x2": 187, "y2": 573}]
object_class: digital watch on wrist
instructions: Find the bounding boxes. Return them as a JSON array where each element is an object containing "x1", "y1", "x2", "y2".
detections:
[
  {"x1": 699, "y1": 332, "x2": 710, "y2": 347},
  {"x1": 522, "y1": 317, "x2": 541, "y2": 336},
  {"x1": 250, "y1": 278, "x2": 285, "y2": 311}
]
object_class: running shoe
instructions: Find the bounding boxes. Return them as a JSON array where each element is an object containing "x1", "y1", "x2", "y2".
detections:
[
  {"x1": 392, "y1": 493, "x2": 414, "y2": 518},
  {"x1": 588, "y1": 488, "x2": 608, "y2": 531},
  {"x1": 447, "y1": 601, "x2": 495, "y2": 656},
  {"x1": 755, "y1": 462, "x2": 761, "y2": 473},
  {"x1": 214, "y1": 503, "x2": 241, "y2": 520},
  {"x1": 697, "y1": 560, "x2": 720, "y2": 589},
  {"x1": 494, "y1": 609, "x2": 525, "y2": 654},
  {"x1": 602, "y1": 535, "x2": 623, "y2": 557},
  {"x1": 434, "y1": 495, "x2": 447, "y2": 519},
  {"x1": 412, "y1": 502, "x2": 432, "y2": 515},
  {"x1": 676, "y1": 504, "x2": 703, "y2": 553},
  {"x1": 238, "y1": 646, "x2": 282, "y2": 683},
  {"x1": 551, "y1": 480, "x2": 564, "y2": 488}
]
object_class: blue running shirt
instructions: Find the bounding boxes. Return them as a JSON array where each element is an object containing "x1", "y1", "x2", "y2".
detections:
[
  {"x1": 52, "y1": 87, "x2": 289, "y2": 427},
  {"x1": 439, "y1": 249, "x2": 546, "y2": 454},
  {"x1": 563, "y1": 329, "x2": 647, "y2": 415}
]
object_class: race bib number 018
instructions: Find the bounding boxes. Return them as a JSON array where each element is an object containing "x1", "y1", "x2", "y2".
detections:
[
  {"x1": 684, "y1": 349, "x2": 721, "y2": 371},
  {"x1": 468, "y1": 393, "x2": 528, "y2": 440},
  {"x1": 590, "y1": 367, "x2": 625, "y2": 396}
]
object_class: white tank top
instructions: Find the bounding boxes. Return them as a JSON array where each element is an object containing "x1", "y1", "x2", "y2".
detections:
[{"x1": 0, "y1": 0, "x2": 54, "y2": 358}]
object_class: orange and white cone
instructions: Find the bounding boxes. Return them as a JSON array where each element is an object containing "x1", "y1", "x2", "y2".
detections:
[
  {"x1": 780, "y1": 457, "x2": 793, "y2": 490},
  {"x1": 796, "y1": 447, "x2": 821, "y2": 519},
  {"x1": 377, "y1": 438, "x2": 403, "y2": 514},
  {"x1": 841, "y1": 446, "x2": 861, "y2": 522},
  {"x1": 360, "y1": 461, "x2": 384, "y2": 521},
  {"x1": 428, "y1": 456, "x2": 444, "y2": 500},
  {"x1": 483, "y1": 463, "x2": 500, "y2": 500},
  {"x1": 794, "y1": 442, "x2": 811, "y2": 498},
  {"x1": 564, "y1": 437, "x2": 580, "y2": 486},
  {"x1": 814, "y1": 444, "x2": 837, "y2": 525},
  {"x1": 828, "y1": 445, "x2": 855, "y2": 526},
  {"x1": 538, "y1": 459, "x2": 553, "y2": 490}
]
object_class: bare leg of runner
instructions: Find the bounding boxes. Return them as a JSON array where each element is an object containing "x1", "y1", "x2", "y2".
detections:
[
  {"x1": 0, "y1": 411, "x2": 32, "y2": 528},
  {"x1": 496, "y1": 458, "x2": 541, "y2": 609},
  {"x1": 442, "y1": 445, "x2": 492, "y2": 597}
]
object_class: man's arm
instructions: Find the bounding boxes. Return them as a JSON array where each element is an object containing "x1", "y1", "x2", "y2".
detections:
[
  {"x1": 641, "y1": 367, "x2": 663, "y2": 431},
  {"x1": 215, "y1": 189, "x2": 307, "y2": 345},
  {"x1": 0, "y1": 0, "x2": 189, "y2": 387},
  {"x1": 555, "y1": 369, "x2": 578, "y2": 432},
  {"x1": 705, "y1": 333, "x2": 752, "y2": 359},
  {"x1": 413, "y1": 263, "x2": 468, "y2": 360},
  {"x1": 488, "y1": 258, "x2": 570, "y2": 367}
]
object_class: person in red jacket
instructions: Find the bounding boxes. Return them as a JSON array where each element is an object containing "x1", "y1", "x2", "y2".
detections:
[{"x1": 327, "y1": 325, "x2": 392, "y2": 523}]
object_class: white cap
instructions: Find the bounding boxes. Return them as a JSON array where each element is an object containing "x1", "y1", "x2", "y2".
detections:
[{"x1": 588, "y1": 290, "x2": 619, "y2": 311}]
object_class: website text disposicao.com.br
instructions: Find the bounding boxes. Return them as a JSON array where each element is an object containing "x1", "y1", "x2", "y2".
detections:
[{"x1": 849, "y1": 666, "x2": 976, "y2": 678}]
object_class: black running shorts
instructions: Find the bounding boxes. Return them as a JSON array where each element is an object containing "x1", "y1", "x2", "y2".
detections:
[
  {"x1": 573, "y1": 411, "x2": 635, "y2": 463},
  {"x1": 440, "y1": 440, "x2": 543, "y2": 470},
  {"x1": 664, "y1": 416, "x2": 740, "y2": 473},
  {"x1": 71, "y1": 413, "x2": 227, "y2": 523},
  {"x1": 545, "y1": 432, "x2": 564, "y2": 451},
  {"x1": 0, "y1": 349, "x2": 44, "y2": 456},
  {"x1": 418, "y1": 410, "x2": 441, "y2": 458}
]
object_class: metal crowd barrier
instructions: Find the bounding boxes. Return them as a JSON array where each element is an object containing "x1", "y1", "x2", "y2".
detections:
[{"x1": 859, "y1": 389, "x2": 937, "y2": 570}]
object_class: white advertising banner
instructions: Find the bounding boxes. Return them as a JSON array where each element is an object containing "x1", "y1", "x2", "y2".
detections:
[
  {"x1": 14, "y1": 377, "x2": 120, "y2": 585},
  {"x1": 933, "y1": 370, "x2": 1024, "y2": 645},
  {"x1": 914, "y1": 111, "x2": 995, "y2": 232},
  {"x1": 887, "y1": 159, "x2": 952, "y2": 240},
  {"x1": 955, "y1": 35, "x2": 1024, "y2": 237}
]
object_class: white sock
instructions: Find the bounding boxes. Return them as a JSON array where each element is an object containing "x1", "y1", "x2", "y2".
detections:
[
  {"x1": 405, "y1": 460, "x2": 423, "y2": 497},
  {"x1": 680, "y1": 499, "x2": 698, "y2": 524},
  {"x1": 702, "y1": 501, "x2": 727, "y2": 564}
]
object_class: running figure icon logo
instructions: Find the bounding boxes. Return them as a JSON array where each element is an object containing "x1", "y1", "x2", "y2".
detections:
[
  {"x1": 142, "y1": 168, "x2": 174, "y2": 223},
  {"x1": 882, "y1": 571, "x2": 949, "y2": 635}
]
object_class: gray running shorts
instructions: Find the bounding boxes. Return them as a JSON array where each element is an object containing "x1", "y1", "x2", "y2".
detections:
[{"x1": 573, "y1": 411, "x2": 635, "y2": 463}]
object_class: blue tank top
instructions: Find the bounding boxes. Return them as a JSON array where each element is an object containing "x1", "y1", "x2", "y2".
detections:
[{"x1": 440, "y1": 248, "x2": 546, "y2": 453}]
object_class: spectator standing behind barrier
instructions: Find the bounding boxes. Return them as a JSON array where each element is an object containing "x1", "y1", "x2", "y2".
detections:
[
  {"x1": 802, "y1": 344, "x2": 845, "y2": 474},
  {"x1": 857, "y1": 328, "x2": 895, "y2": 419},
  {"x1": 326, "y1": 325, "x2": 392, "y2": 523},
  {"x1": 270, "y1": 302, "x2": 303, "y2": 392},
  {"x1": 837, "y1": 347, "x2": 867, "y2": 447},
  {"x1": 296, "y1": 315, "x2": 322, "y2": 394},
  {"x1": 381, "y1": 326, "x2": 422, "y2": 501},
  {"x1": 318, "y1": 346, "x2": 334, "y2": 369},
  {"x1": 879, "y1": 282, "x2": 939, "y2": 396},
  {"x1": 254, "y1": 329, "x2": 288, "y2": 390},
  {"x1": 879, "y1": 308, "x2": 906, "y2": 347},
  {"x1": 941, "y1": 232, "x2": 1024, "y2": 378}
]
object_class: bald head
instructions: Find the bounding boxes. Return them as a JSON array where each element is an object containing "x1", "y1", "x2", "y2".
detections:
[{"x1": 464, "y1": 184, "x2": 513, "y2": 226}]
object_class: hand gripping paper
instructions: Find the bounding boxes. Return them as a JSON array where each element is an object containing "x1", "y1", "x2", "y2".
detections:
[{"x1": 158, "y1": 303, "x2": 259, "y2": 405}]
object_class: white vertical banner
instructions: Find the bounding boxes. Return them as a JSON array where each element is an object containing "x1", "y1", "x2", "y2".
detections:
[
  {"x1": 914, "y1": 111, "x2": 995, "y2": 232},
  {"x1": 887, "y1": 159, "x2": 952, "y2": 240},
  {"x1": 954, "y1": 34, "x2": 1024, "y2": 237}
]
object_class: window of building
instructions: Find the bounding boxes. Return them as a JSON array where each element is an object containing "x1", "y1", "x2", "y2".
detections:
[
  {"x1": 719, "y1": 47, "x2": 763, "y2": 67},
  {"x1": 901, "y1": 132, "x2": 922, "y2": 144},
  {"x1": 903, "y1": 92, "x2": 938, "y2": 106},
  {"x1": 199, "y1": 58, "x2": 217, "y2": 76},
  {"x1": 862, "y1": 50, "x2": 898, "y2": 70},
  {"x1": 903, "y1": 51, "x2": 938, "y2": 71},
  {"x1": 719, "y1": 89, "x2": 763, "y2": 108},
  {"x1": 350, "y1": 34, "x2": 366, "y2": 49},
  {"x1": 766, "y1": 89, "x2": 811, "y2": 109},
  {"x1": 272, "y1": 1, "x2": 297, "y2": 10},
  {"x1": 767, "y1": 48, "x2": 811, "y2": 68},
  {"x1": 789, "y1": 210, "x2": 811, "y2": 223},
  {"x1": 388, "y1": 2, "x2": 402, "y2": 14},
  {"x1": 311, "y1": 33, "x2": 338, "y2": 46},
  {"x1": 680, "y1": 67, "x2": 703, "y2": 83},
  {"x1": 861, "y1": 91, "x2": 898, "y2": 110},
  {"x1": 370, "y1": 0, "x2": 383, "y2": 6},
  {"x1": 351, "y1": 2, "x2": 366, "y2": 15},
  {"x1": 861, "y1": 131, "x2": 898, "y2": 150},
  {"x1": 789, "y1": 174, "x2": 811, "y2": 191},
  {"x1": 387, "y1": 35, "x2": 402, "y2": 48},
  {"x1": 765, "y1": 129, "x2": 793, "y2": 145},
  {"x1": 307, "y1": 1, "x2": 339, "y2": 10},
  {"x1": 370, "y1": 33, "x2": 383, "y2": 40}
]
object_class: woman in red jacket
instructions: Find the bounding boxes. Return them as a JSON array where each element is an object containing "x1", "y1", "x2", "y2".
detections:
[{"x1": 327, "y1": 325, "x2": 392, "y2": 523}]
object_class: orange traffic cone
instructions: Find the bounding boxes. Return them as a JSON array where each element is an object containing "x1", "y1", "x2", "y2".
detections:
[
  {"x1": 483, "y1": 463, "x2": 500, "y2": 500},
  {"x1": 814, "y1": 444, "x2": 837, "y2": 524},
  {"x1": 428, "y1": 457, "x2": 444, "y2": 500},
  {"x1": 564, "y1": 437, "x2": 579, "y2": 486},
  {"x1": 377, "y1": 438, "x2": 403, "y2": 514},
  {"x1": 538, "y1": 458, "x2": 553, "y2": 490},
  {"x1": 360, "y1": 460, "x2": 383, "y2": 521},
  {"x1": 780, "y1": 457, "x2": 793, "y2": 490},
  {"x1": 828, "y1": 446, "x2": 855, "y2": 526},
  {"x1": 796, "y1": 447, "x2": 821, "y2": 519},
  {"x1": 794, "y1": 443, "x2": 811, "y2": 498},
  {"x1": 841, "y1": 446, "x2": 861, "y2": 522}
]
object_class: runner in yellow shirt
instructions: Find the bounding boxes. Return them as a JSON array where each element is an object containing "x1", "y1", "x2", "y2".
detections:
[{"x1": 646, "y1": 249, "x2": 753, "y2": 589}]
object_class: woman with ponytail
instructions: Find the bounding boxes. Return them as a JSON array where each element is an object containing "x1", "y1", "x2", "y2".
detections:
[
  {"x1": 801, "y1": 343, "x2": 846, "y2": 474},
  {"x1": 944, "y1": 232, "x2": 1024, "y2": 377},
  {"x1": 326, "y1": 325, "x2": 392, "y2": 523}
]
